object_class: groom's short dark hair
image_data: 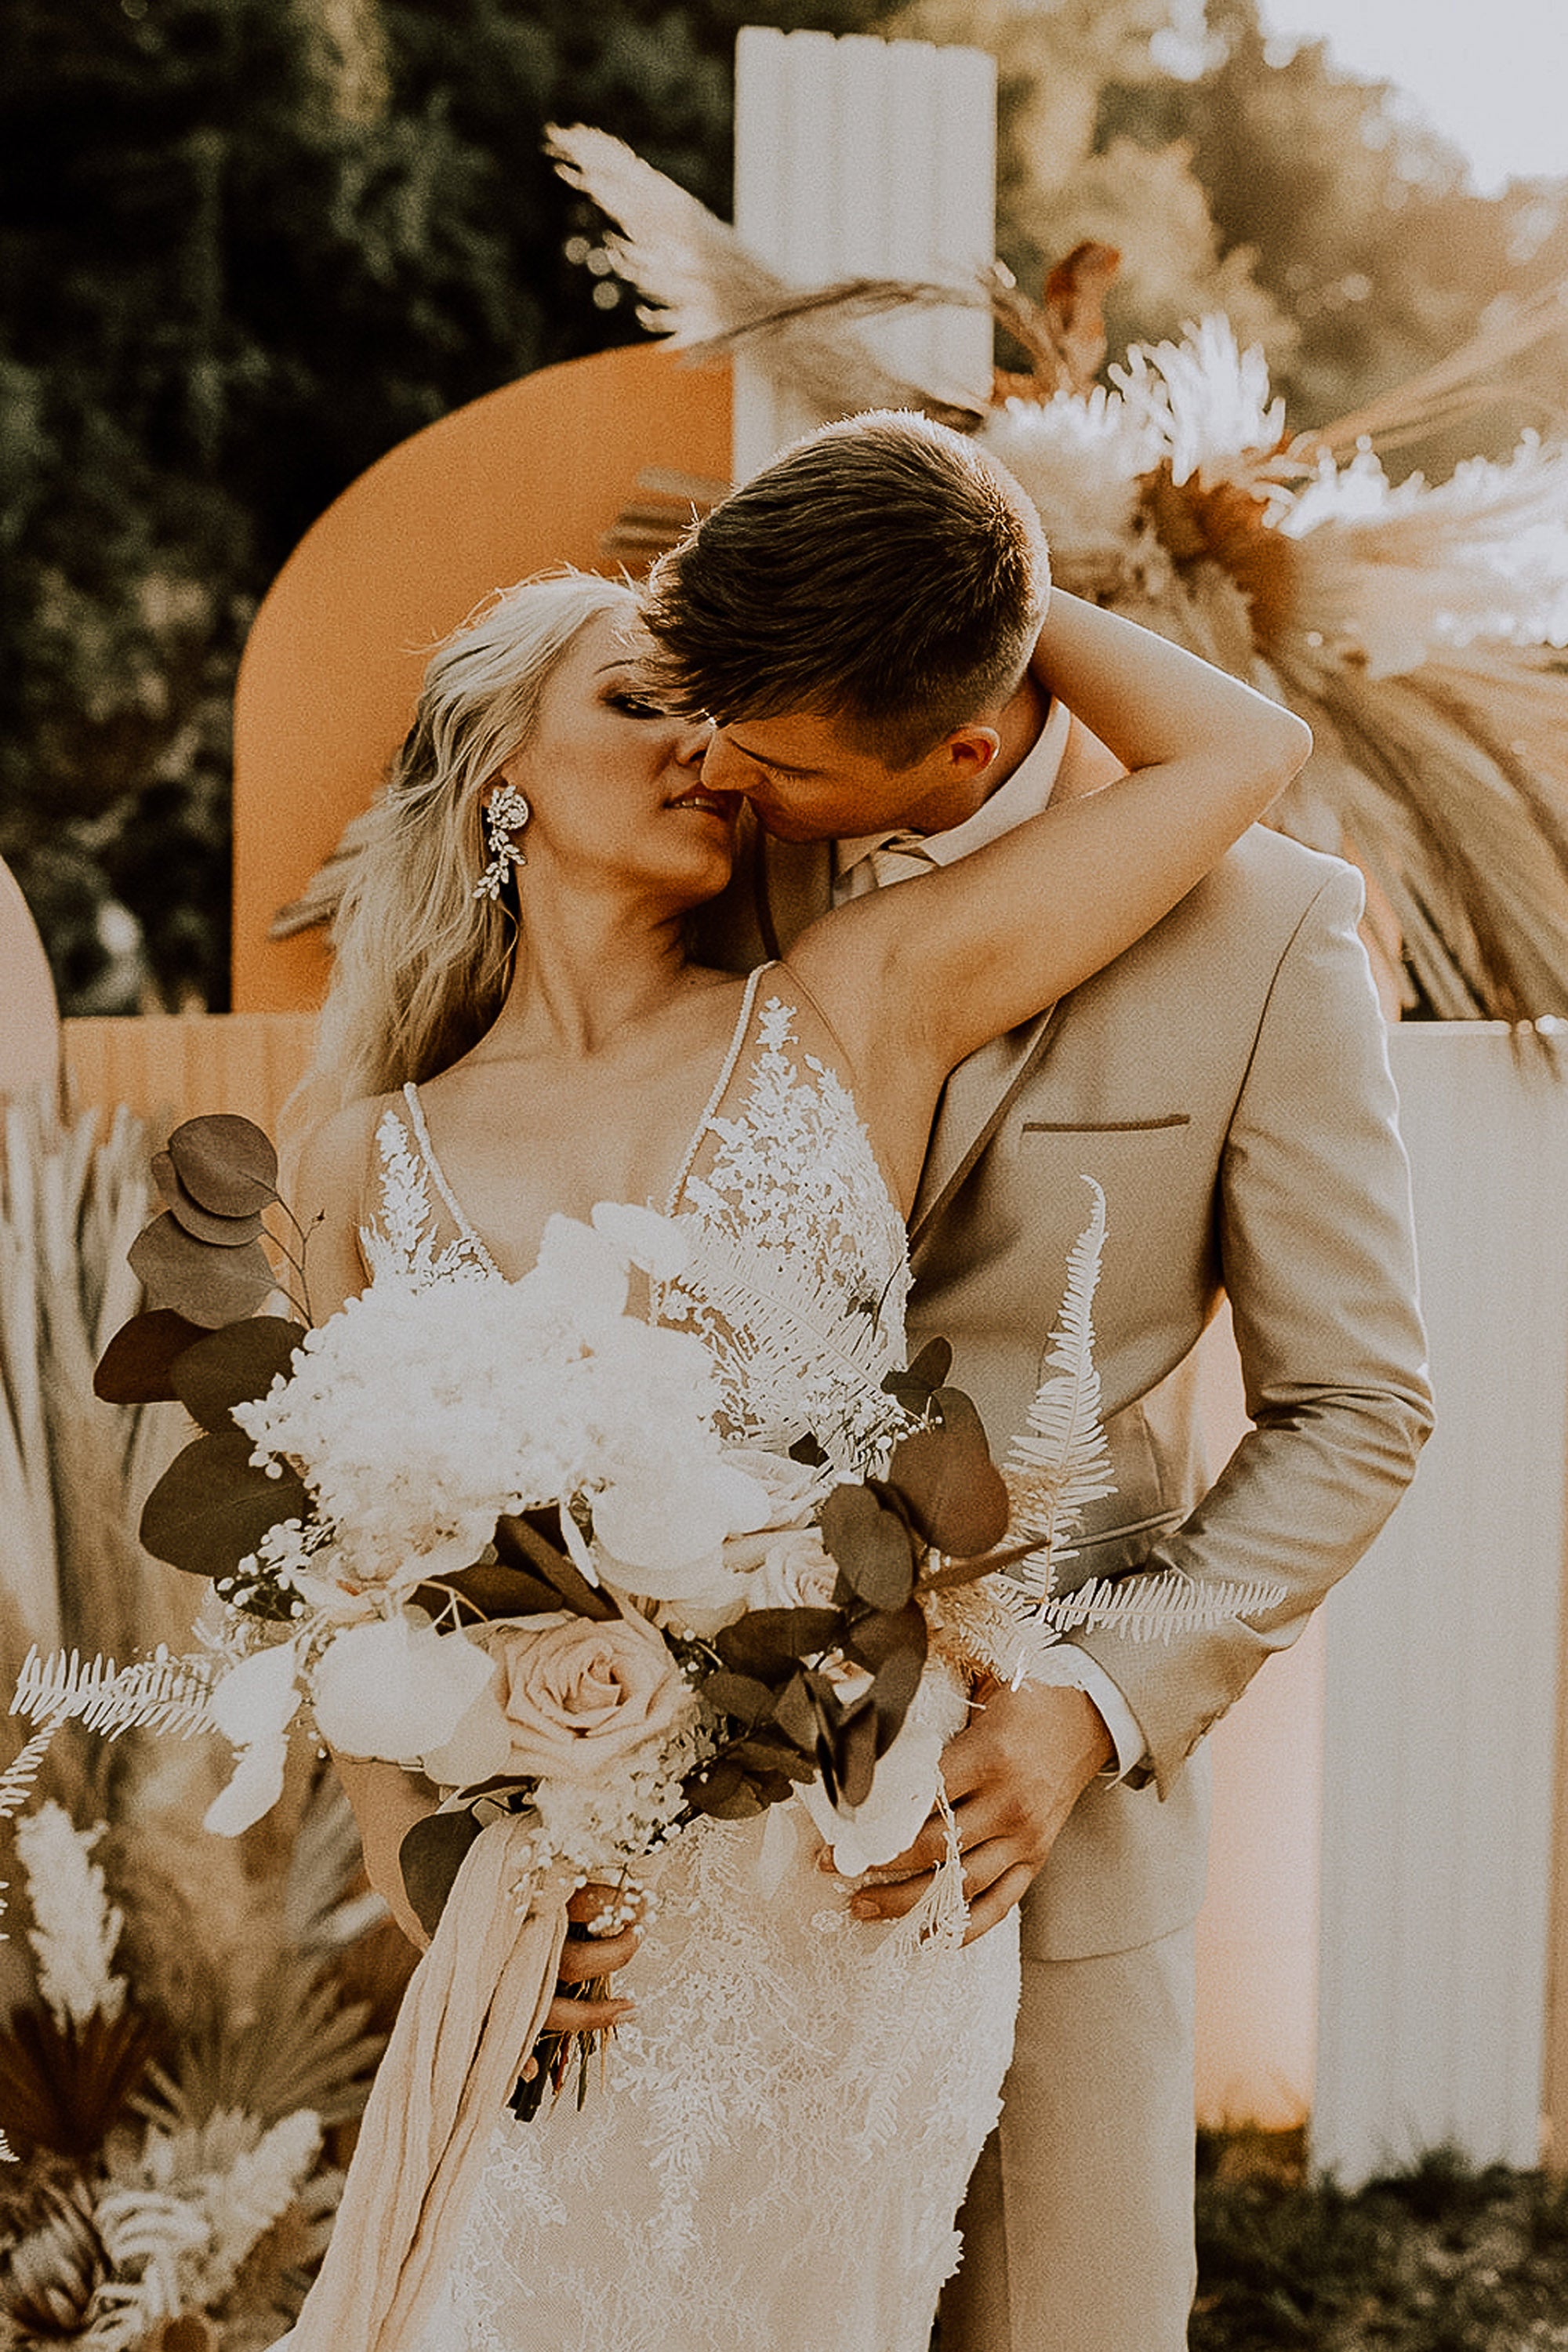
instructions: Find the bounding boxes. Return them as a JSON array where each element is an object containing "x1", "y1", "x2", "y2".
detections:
[{"x1": 638, "y1": 411, "x2": 1049, "y2": 769}]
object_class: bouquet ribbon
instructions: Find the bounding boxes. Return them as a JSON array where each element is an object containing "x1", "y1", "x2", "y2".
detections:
[{"x1": 285, "y1": 1816, "x2": 570, "y2": 2352}]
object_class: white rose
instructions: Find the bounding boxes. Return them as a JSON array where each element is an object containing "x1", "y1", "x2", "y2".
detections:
[
  {"x1": 722, "y1": 1448, "x2": 827, "y2": 1530},
  {"x1": 799, "y1": 1715, "x2": 946, "y2": 1877},
  {"x1": 749, "y1": 1527, "x2": 840, "y2": 1612},
  {"x1": 310, "y1": 1610, "x2": 496, "y2": 1762},
  {"x1": 593, "y1": 1460, "x2": 771, "y2": 1599}
]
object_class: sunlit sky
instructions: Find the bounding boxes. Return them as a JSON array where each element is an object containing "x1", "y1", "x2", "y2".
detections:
[{"x1": 1254, "y1": 0, "x2": 1568, "y2": 194}]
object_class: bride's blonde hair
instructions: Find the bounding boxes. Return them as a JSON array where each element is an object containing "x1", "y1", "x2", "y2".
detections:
[{"x1": 310, "y1": 568, "x2": 637, "y2": 1107}]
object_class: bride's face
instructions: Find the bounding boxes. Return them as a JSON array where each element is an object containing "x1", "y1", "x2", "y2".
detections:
[{"x1": 500, "y1": 612, "x2": 731, "y2": 903}]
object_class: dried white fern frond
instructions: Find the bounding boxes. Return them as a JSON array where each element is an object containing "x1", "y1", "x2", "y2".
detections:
[
  {"x1": 1028, "y1": 1566, "x2": 1288, "y2": 1644},
  {"x1": 665, "y1": 1221, "x2": 905, "y2": 1471},
  {"x1": 13, "y1": 1646, "x2": 215, "y2": 1744},
  {"x1": 0, "y1": 1715, "x2": 64, "y2": 1820},
  {"x1": 1004, "y1": 1178, "x2": 1116, "y2": 1599}
]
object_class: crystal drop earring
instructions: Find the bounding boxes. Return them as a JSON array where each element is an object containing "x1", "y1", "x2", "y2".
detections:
[{"x1": 474, "y1": 782, "x2": 532, "y2": 902}]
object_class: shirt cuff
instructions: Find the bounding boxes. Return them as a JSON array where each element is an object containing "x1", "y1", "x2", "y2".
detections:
[{"x1": 1024, "y1": 1646, "x2": 1147, "y2": 1782}]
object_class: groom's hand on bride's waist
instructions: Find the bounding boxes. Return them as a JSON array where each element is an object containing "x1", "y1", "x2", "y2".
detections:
[{"x1": 836, "y1": 1681, "x2": 1113, "y2": 1944}]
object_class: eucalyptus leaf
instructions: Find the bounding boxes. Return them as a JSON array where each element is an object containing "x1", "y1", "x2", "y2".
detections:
[
  {"x1": 772, "y1": 1670, "x2": 818, "y2": 1754},
  {"x1": 724, "y1": 1735, "x2": 815, "y2": 1783},
  {"x1": 400, "y1": 1809, "x2": 485, "y2": 1940},
  {"x1": 430, "y1": 1557, "x2": 562, "y2": 1621},
  {"x1": 165, "y1": 1115, "x2": 280, "y2": 1218},
  {"x1": 701, "y1": 1671, "x2": 777, "y2": 1728},
  {"x1": 848, "y1": 1600, "x2": 929, "y2": 1754},
  {"x1": 880, "y1": 1335, "x2": 953, "y2": 1415},
  {"x1": 129, "y1": 1213, "x2": 275, "y2": 1328},
  {"x1": 685, "y1": 1758, "x2": 769, "y2": 1820},
  {"x1": 835, "y1": 1703, "x2": 880, "y2": 1809},
  {"x1": 171, "y1": 1316, "x2": 306, "y2": 1432},
  {"x1": 714, "y1": 1606, "x2": 840, "y2": 1682},
  {"x1": 493, "y1": 1513, "x2": 615, "y2": 1622},
  {"x1": 140, "y1": 1428, "x2": 308, "y2": 1577},
  {"x1": 151, "y1": 1151, "x2": 267, "y2": 1247},
  {"x1": 818, "y1": 1484, "x2": 916, "y2": 1613},
  {"x1": 885, "y1": 1386, "x2": 1010, "y2": 1557},
  {"x1": 93, "y1": 1308, "x2": 207, "y2": 1403}
]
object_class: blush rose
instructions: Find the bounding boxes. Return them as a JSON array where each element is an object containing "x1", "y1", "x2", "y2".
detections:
[{"x1": 423, "y1": 1606, "x2": 693, "y2": 1788}]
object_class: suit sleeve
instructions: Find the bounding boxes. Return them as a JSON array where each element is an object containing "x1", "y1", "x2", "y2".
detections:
[{"x1": 1071, "y1": 859, "x2": 1436, "y2": 1795}]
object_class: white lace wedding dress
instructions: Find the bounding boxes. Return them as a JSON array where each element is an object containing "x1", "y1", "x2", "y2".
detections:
[{"x1": 364, "y1": 968, "x2": 1020, "y2": 2352}]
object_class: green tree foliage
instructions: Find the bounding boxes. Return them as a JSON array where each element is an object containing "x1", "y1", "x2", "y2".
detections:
[
  {"x1": 0, "y1": 0, "x2": 887, "y2": 1014},
  {"x1": 1094, "y1": 0, "x2": 1568, "y2": 441},
  {"x1": 895, "y1": 0, "x2": 1566, "y2": 447}
]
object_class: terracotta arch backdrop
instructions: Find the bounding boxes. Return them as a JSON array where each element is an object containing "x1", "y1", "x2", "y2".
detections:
[{"x1": 231, "y1": 342, "x2": 731, "y2": 1013}]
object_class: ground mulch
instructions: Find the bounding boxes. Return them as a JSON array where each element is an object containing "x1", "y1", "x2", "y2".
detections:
[{"x1": 1194, "y1": 2129, "x2": 1568, "y2": 2349}]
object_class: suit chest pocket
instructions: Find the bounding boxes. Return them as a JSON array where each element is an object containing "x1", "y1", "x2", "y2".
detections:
[{"x1": 1008, "y1": 1116, "x2": 1205, "y2": 1311}]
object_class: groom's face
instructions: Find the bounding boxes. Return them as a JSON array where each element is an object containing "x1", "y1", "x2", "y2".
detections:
[{"x1": 700, "y1": 710, "x2": 998, "y2": 844}]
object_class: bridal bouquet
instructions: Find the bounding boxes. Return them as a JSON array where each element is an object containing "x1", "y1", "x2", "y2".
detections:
[{"x1": 10, "y1": 1116, "x2": 1279, "y2": 2058}]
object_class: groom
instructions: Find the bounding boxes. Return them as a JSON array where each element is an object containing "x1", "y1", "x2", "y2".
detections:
[{"x1": 643, "y1": 411, "x2": 1434, "y2": 2352}]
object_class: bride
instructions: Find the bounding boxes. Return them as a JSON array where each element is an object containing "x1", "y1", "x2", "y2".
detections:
[{"x1": 288, "y1": 430, "x2": 1309, "y2": 2352}]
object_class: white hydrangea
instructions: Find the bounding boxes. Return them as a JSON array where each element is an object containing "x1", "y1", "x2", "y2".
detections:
[
  {"x1": 233, "y1": 1209, "x2": 728, "y2": 1603},
  {"x1": 13, "y1": 1802, "x2": 126, "y2": 2028}
]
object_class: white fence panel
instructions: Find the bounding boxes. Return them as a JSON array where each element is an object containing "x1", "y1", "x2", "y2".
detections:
[
  {"x1": 731, "y1": 27, "x2": 996, "y2": 481},
  {"x1": 1312, "y1": 1022, "x2": 1568, "y2": 2180}
]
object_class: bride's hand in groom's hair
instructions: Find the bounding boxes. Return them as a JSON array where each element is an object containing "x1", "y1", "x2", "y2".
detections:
[{"x1": 844, "y1": 1681, "x2": 1112, "y2": 1945}]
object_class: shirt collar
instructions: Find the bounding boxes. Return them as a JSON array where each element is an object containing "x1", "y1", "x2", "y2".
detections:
[{"x1": 833, "y1": 693, "x2": 1072, "y2": 880}]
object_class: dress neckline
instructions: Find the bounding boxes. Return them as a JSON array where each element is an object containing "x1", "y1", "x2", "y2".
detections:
[{"x1": 401, "y1": 964, "x2": 772, "y2": 1276}]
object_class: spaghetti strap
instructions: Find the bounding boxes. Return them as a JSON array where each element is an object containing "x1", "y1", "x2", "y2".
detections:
[
  {"x1": 400, "y1": 1081, "x2": 504, "y2": 1279},
  {"x1": 662, "y1": 963, "x2": 771, "y2": 1217}
]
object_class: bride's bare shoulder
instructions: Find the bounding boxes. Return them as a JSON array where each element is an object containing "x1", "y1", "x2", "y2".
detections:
[
  {"x1": 289, "y1": 1093, "x2": 406, "y2": 1320},
  {"x1": 290, "y1": 1091, "x2": 407, "y2": 1240}
]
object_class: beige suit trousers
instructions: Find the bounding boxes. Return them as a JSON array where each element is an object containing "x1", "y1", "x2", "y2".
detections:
[{"x1": 939, "y1": 1922, "x2": 1198, "y2": 2352}]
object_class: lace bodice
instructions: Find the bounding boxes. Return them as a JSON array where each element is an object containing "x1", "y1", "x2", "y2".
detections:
[
  {"x1": 361, "y1": 968, "x2": 910, "y2": 1472},
  {"x1": 358, "y1": 970, "x2": 1018, "y2": 2352}
]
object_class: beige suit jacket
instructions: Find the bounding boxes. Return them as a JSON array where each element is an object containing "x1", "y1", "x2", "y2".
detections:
[{"x1": 695, "y1": 818, "x2": 1434, "y2": 1961}]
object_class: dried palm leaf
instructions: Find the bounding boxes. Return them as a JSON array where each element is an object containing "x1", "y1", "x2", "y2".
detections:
[
  {"x1": 1272, "y1": 646, "x2": 1568, "y2": 1025},
  {"x1": 281, "y1": 1773, "x2": 386, "y2": 1959},
  {"x1": 135, "y1": 1959, "x2": 382, "y2": 2135},
  {"x1": 1296, "y1": 281, "x2": 1568, "y2": 463},
  {"x1": 0, "y1": 2168, "x2": 109, "y2": 2336},
  {"x1": 0, "y1": 1097, "x2": 189, "y2": 1676},
  {"x1": 546, "y1": 124, "x2": 979, "y2": 426},
  {"x1": 0, "y1": 2004, "x2": 159, "y2": 2165}
]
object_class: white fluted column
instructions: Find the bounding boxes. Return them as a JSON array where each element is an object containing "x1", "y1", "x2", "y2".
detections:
[{"x1": 731, "y1": 27, "x2": 995, "y2": 481}]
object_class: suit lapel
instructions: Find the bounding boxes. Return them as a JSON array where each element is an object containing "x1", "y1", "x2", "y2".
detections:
[
  {"x1": 756, "y1": 832, "x2": 1061, "y2": 1246},
  {"x1": 909, "y1": 1005, "x2": 1061, "y2": 1248}
]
